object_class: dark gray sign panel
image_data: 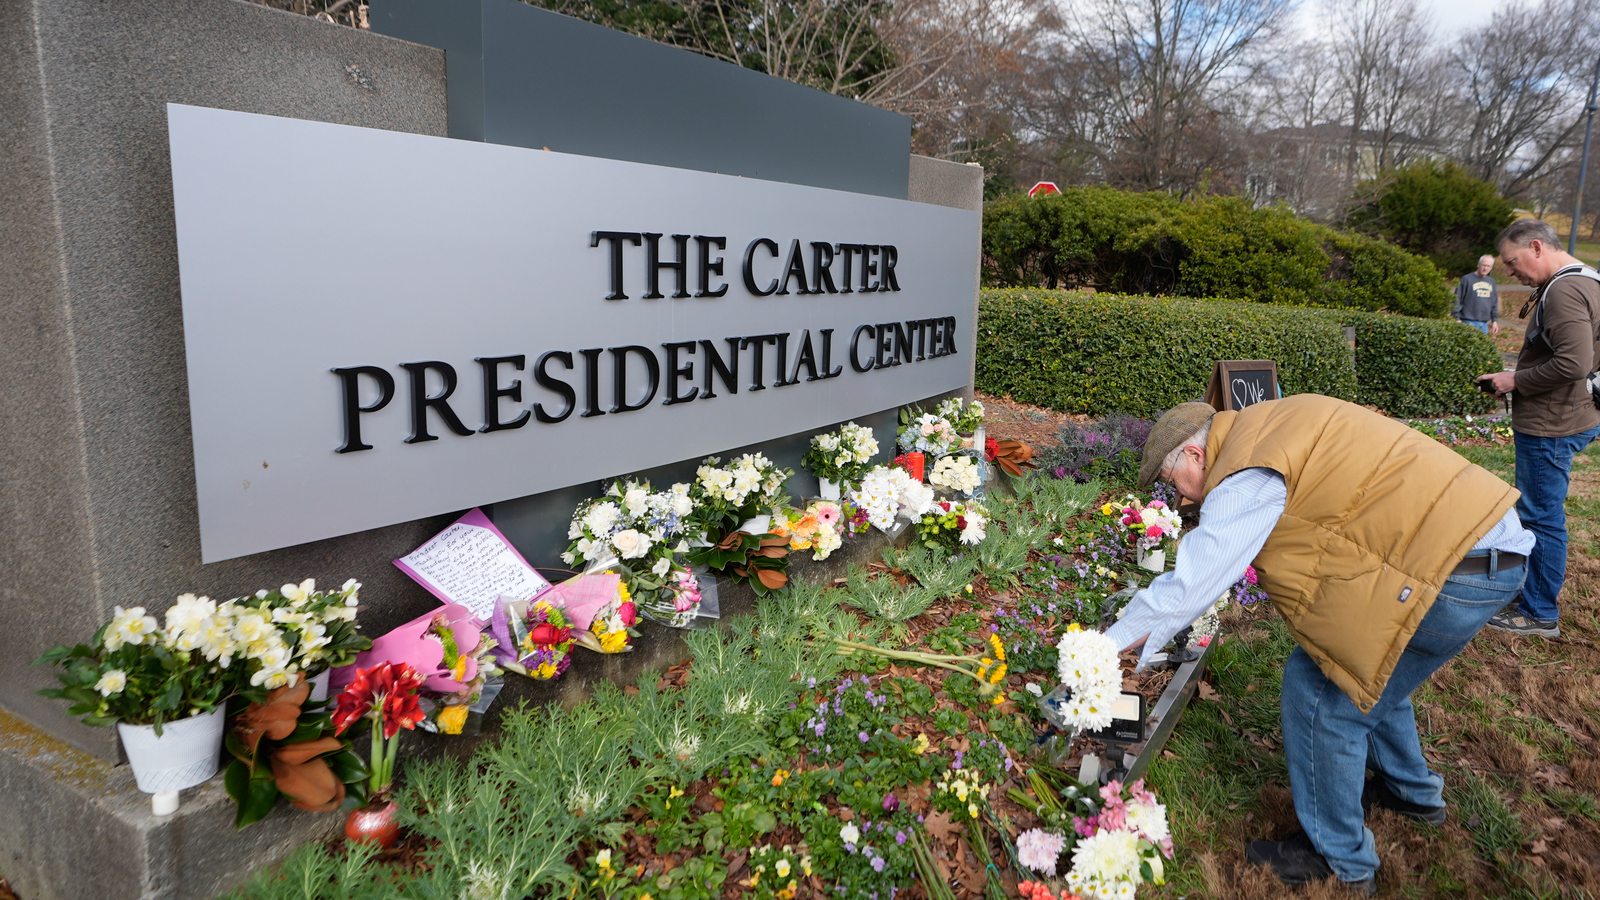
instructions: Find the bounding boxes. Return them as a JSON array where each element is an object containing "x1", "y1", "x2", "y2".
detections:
[
  {"x1": 168, "y1": 104, "x2": 977, "y2": 563},
  {"x1": 372, "y1": 0, "x2": 912, "y2": 199}
]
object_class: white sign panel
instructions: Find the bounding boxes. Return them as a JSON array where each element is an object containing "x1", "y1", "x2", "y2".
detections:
[{"x1": 167, "y1": 104, "x2": 979, "y2": 563}]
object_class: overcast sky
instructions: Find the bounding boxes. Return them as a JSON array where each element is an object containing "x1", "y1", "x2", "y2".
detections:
[{"x1": 1290, "y1": 0, "x2": 1506, "y2": 40}]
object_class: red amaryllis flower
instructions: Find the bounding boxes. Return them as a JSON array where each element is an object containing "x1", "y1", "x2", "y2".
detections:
[
  {"x1": 332, "y1": 661, "x2": 426, "y2": 739},
  {"x1": 529, "y1": 623, "x2": 572, "y2": 647}
]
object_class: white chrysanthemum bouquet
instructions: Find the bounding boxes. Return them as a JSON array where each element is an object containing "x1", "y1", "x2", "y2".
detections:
[
  {"x1": 1012, "y1": 775, "x2": 1174, "y2": 900},
  {"x1": 929, "y1": 453, "x2": 983, "y2": 496},
  {"x1": 1050, "y1": 624, "x2": 1123, "y2": 731},
  {"x1": 801, "y1": 421, "x2": 880, "y2": 488},
  {"x1": 851, "y1": 465, "x2": 935, "y2": 532}
]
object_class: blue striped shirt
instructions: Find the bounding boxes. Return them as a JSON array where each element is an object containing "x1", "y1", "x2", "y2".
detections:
[{"x1": 1103, "y1": 467, "x2": 1533, "y2": 668}]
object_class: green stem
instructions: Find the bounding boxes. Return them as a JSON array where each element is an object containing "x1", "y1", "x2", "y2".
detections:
[{"x1": 369, "y1": 718, "x2": 385, "y2": 797}]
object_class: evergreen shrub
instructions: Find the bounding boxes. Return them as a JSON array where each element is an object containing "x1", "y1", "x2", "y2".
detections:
[
  {"x1": 976, "y1": 290, "x2": 1497, "y2": 418},
  {"x1": 981, "y1": 188, "x2": 1452, "y2": 318}
]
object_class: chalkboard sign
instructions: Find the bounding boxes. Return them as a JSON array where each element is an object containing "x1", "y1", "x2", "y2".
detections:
[{"x1": 1205, "y1": 360, "x2": 1280, "y2": 412}]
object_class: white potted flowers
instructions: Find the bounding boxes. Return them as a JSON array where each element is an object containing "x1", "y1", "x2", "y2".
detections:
[{"x1": 802, "y1": 422, "x2": 881, "y2": 499}]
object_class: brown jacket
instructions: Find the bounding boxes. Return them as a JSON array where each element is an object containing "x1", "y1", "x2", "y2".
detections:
[
  {"x1": 1513, "y1": 270, "x2": 1600, "y2": 437},
  {"x1": 1204, "y1": 395, "x2": 1518, "y2": 711}
]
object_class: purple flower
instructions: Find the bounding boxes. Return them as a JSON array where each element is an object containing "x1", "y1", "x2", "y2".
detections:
[
  {"x1": 859, "y1": 731, "x2": 870, "y2": 743},
  {"x1": 814, "y1": 721, "x2": 827, "y2": 737},
  {"x1": 845, "y1": 842, "x2": 856, "y2": 854},
  {"x1": 882, "y1": 793, "x2": 899, "y2": 812},
  {"x1": 871, "y1": 856, "x2": 886, "y2": 873},
  {"x1": 896, "y1": 830, "x2": 908, "y2": 845}
]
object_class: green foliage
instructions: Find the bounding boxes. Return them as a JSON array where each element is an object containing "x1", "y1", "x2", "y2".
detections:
[
  {"x1": 976, "y1": 289, "x2": 1358, "y2": 417},
  {"x1": 839, "y1": 565, "x2": 938, "y2": 624},
  {"x1": 982, "y1": 188, "x2": 1452, "y2": 317},
  {"x1": 1343, "y1": 310, "x2": 1502, "y2": 417},
  {"x1": 1448, "y1": 772, "x2": 1531, "y2": 863},
  {"x1": 976, "y1": 290, "x2": 1498, "y2": 418},
  {"x1": 1345, "y1": 160, "x2": 1516, "y2": 277}
]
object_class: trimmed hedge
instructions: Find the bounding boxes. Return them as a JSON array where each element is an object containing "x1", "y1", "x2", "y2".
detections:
[
  {"x1": 976, "y1": 289, "x2": 1498, "y2": 418},
  {"x1": 982, "y1": 188, "x2": 1452, "y2": 318}
]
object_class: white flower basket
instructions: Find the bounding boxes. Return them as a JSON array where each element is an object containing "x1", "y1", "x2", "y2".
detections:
[
  {"x1": 117, "y1": 705, "x2": 226, "y2": 793},
  {"x1": 817, "y1": 478, "x2": 841, "y2": 501},
  {"x1": 1137, "y1": 547, "x2": 1166, "y2": 573},
  {"x1": 738, "y1": 515, "x2": 772, "y2": 536}
]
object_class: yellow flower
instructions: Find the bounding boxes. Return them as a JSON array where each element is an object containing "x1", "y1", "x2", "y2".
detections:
[
  {"x1": 536, "y1": 662, "x2": 558, "y2": 679},
  {"x1": 772, "y1": 769, "x2": 790, "y2": 787},
  {"x1": 991, "y1": 692, "x2": 1006, "y2": 706},
  {"x1": 802, "y1": 856, "x2": 813, "y2": 876},
  {"x1": 965, "y1": 584, "x2": 974, "y2": 593},
  {"x1": 1066, "y1": 622, "x2": 1082, "y2": 634},
  {"x1": 980, "y1": 657, "x2": 993, "y2": 669},
  {"x1": 617, "y1": 582, "x2": 631, "y2": 603},
  {"x1": 775, "y1": 859, "x2": 791, "y2": 878},
  {"x1": 911, "y1": 733, "x2": 930, "y2": 755},
  {"x1": 437, "y1": 704, "x2": 469, "y2": 735},
  {"x1": 1101, "y1": 502, "x2": 1115, "y2": 515},
  {"x1": 968, "y1": 801, "x2": 980, "y2": 819},
  {"x1": 988, "y1": 663, "x2": 1007, "y2": 685},
  {"x1": 598, "y1": 630, "x2": 628, "y2": 653},
  {"x1": 777, "y1": 884, "x2": 797, "y2": 900},
  {"x1": 451, "y1": 655, "x2": 470, "y2": 682},
  {"x1": 990, "y1": 634, "x2": 1005, "y2": 661}
]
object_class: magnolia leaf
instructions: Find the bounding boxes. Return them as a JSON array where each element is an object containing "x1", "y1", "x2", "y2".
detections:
[
  {"x1": 270, "y1": 755, "x2": 341, "y2": 808},
  {"x1": 274, "y1": 736, "x2": 344, "y2": 766},
  {"x1": 755, "y1": 569, "x2": 788, "y2": 590}
]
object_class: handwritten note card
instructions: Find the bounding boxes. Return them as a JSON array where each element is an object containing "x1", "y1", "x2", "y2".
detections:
[{"x1": 395, "y1": 509, "x2": 552, "y2": 619}]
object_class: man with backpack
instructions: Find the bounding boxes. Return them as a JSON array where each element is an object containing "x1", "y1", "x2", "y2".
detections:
[{"x1": 1477, "y1": 218, "x2": 1600, "y2": 638}]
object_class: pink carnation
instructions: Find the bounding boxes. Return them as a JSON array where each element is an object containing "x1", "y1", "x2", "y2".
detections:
[
  {"x1": 1015, "y1": 828, "x2": 1066, "y2": 876},
  {"x1": 1244, "y1": 565, "x2": 1258, "y2": 584}
]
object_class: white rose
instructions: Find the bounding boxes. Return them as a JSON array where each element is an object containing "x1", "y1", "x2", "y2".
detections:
[
  {"x1": 612, "y1": 529, "x2": 652, "y2": 559},
  {"x1": 623, "y1": 487, "x2": 650, "y2": 516}
]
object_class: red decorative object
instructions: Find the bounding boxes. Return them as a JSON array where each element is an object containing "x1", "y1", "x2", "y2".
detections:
[
  {"x1": 893, "y1": 452, "x2": 925, "y2": 481},
  {"x1": 332, "y1": 661, "x2": 426, "y2": 740},
  {"x1": 344, "y1": 798, "x2": 401, "y2": 848},
  {"x1": 1027, "y1": 181, "x2": 1061, "y2": 198}
]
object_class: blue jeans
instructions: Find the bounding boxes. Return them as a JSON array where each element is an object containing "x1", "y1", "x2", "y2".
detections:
[
  {"x1": 1514, "y1": 425, "x2": 1600, "y2": 621},
  {"x1": 1280, "y1": 558, "x2": 1525, "y2": 881},
  {"x1": 1460, "y1": 319, "x2": 1489, "y2": 333}
]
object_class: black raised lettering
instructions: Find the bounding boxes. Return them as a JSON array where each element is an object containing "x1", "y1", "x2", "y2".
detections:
[
  {"x1": 663, "y1": 341, "x2": 699, "y2": 405},
  {"x1": 579, "y1": 347, "x2": 605, "y2": 417},
  {"x1": 695, "y1": 236, "x2": 728, "y2": 297},
  {"x1": 861, "y1": 246, "x2": 880, "y2": 292},
  {"x1": 591, "y1": 231, "x2": 641, "y2": 300},
  {"x1": 891, "y1": 323, "x2": 911, "y2": 366},
  {"x1": 811, "y1": 242, "x2": 837, "y2": 293},
  {"x1": 777, "y1": 239, "x2": 810, "y2": 295},
  {"x1": 533, "y1": 351, "x2": 576, "y2": 423},
  {"x1": 740, "y1": 334, "x2": 779, "y2": 390},
  {"x1": 332, "y1": 365, "x2": 395, "y2": 453},
  {"x1": 836, "y1": 243, "x2": 860, "y2": 293},
  {"x1": 849, "y1": 324, "x2": 876, "y2": 372},
  {"x1": 477, "y1": 355, "x2": 530, "y2": 433},
  {"x1": 743, "y1": 238, "x2": 781, "y2": 296},
  {"x1": 700, "y1": 338, "x2": 741, "y2": 399},
  {"x1": 874, "y1": 324, "x2": 895, "y2": 369},
  {"x1": 819, "y1": 328, "x2": 844, "y2": 379},
  {"x1": 610, "y1": 346, "x2": 660, "y2": 413},
  {"x1": 400, "y1": 361, "x2": 473, "y2": 443},
  {"x1": 791, "y1": 329, "x2": 821, "y2": 382},
  {"x1": 880, "y1": 245, "x2": 900, "y2": 291},
  {"x1": 643, "y1": 233, "x2": 690, "y2": 299}
]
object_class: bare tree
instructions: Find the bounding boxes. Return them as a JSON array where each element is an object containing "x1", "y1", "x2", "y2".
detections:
[
  {"x1": 1450, "y1": 0, "x2": 1596, "y2": 192},
  {"x1": 1056, "y1": 0, "x2": 1295, "y2": 193}
]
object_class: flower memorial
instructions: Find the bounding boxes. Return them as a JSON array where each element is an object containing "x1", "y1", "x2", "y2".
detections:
[
  {"x1": 563, "y1": 478, "x2": 702, "y2": 626},
  {"x1": 915, "y1": 498, "x2": 989, "y2": 552},
  {"x1": 801, "y1": 422, "x2": 881, "y2": 491},
  {"x1": 330, "y1": 661, "x2": 425, "y2": 803},
  {"x1": 689, "y1": 453, "x2": 793, "y2": 537},
  {"x1": 851, "y1": 464, "x2": 935, "y2": 532},
  {"x1": 223, "y1": 675, "x2": 370, "y2": 828},
  {"x1": 898, "y1": 410, "x2": 960, "y2": 456},
  {"x1": 1101, "y1": 496, "x2": 1181, "y2": 554},
  {"x1": 929, "y1": 453, "x2": 983, "y2": 496},
  {"x1": 574, "y1": 579, "x2": 640, "y2": 655},
  {"x1": 772, "y1": 501, "x2": 847, "y2": 561},
  {"x1": 1010, "y1": 772, "x2": 1173, "y2": 900},
  {"x1": 516, "y1": 599, "x2": 578, "y2": 680},
  {"x1": 935, "y1": 396, "x2": 985, "y2": 435},
  {"x1": 231, "y1": 578, "x2": 369, "y2": 693},
  {"x1": 1049, "y1": 624, "x2": 1122, "y2": 731}
]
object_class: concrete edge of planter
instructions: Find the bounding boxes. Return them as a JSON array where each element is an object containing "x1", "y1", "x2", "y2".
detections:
[{"x1": 1118, "y1": 641, "x2": 1215, "y2": 783}]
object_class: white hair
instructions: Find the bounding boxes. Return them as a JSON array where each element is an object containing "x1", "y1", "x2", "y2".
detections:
[{"x1": 1162, "y1": 420, "x2": 1211, "y2": 476}]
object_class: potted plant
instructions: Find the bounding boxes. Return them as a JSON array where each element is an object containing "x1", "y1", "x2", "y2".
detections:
[
  {"x1": 232, "y1": 578, "x2": 371, "y2": 701},
  {"x1": 802, "y1": 421, "x2": 880, "y2": 500},
  {"x1": 35, "y1": 595, "x2": 239, "y2": 807},
  {"x1": 331, "y1": 661, "x2": 426, "y2": 847}
]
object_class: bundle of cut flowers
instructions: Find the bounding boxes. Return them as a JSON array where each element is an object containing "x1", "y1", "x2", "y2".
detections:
[
  {"x1": 771, "y1": 501, "x2": 847, "y2": 560},
  {"x1": 574, "y1": 577, "x2": 639, "y2": 654},
  {"x1": 914, "y1": 499, "x2": 988, "y2": 552},
  {"x1": 563, "y1": 478, "x2": 702, "y2": 625},
  {"x1": 1043, "y1": 624, "x2": 1121, "y2": 731},
  {"x1": 851, "y1": 465, "x2": 935, "y2": 532},
  {"x1": 935, "y1": 396, "x2": 985, "y2": 434},
  {"x1": 688, "y1": 453, "x2": 793, "y2": 538},
  {"x1": 1099, "y1": 496, "x2": 1181, "y2": 553},
  {"x1": 1014, "y1": 777, "x2": 1173, "y2": 899},
  {"x1": 801, "y1": 421, "x2": 881, "y2": 487},
  {"x1": 897, "y1": 408, "x2": 960, "y2": 455},
  {"x1": 929, "y1": 453, "x2": 983, "y2": 496},
  {"x1": 515, "y1": 600, "x2": 576, "y2": 680},
  {"x1": 415, "y1": 611, "x2": 502, "y2": 735}
]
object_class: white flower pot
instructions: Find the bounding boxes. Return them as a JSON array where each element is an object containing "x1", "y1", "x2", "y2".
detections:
[
  {"x1": 307, "y1": 668, "x2": 330, "y2": 702},
  {"x1": 817, "y1": 478, "x2": 841, "y2": 501},
  {"x1": 738, "y1": 515, "x2": 772, "y2": 536},
  {"x1": 117, "y1": 705, "x2": 226, "y2": 794},
  {"x1": 1137, "y1": 547, "x2": 1166, "y2": 573}
]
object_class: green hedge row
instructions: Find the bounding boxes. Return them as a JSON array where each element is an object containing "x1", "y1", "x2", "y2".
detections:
[
  {"x1": 976, "y1": 290, "x2": 1499, "y2": 418},
  {"x1": 981, "y1": 188, "x2": 1453, "y2": 318}
]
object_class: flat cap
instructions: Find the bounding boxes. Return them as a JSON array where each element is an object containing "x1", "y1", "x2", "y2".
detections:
[{"x1": 1138, "y1": 402, "x2": 1217, "y2": 488}]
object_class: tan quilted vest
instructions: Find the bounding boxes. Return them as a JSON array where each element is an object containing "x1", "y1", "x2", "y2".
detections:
[{"x1": 1203, "y1": 395, "x2": 1518, "y2": 711}]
